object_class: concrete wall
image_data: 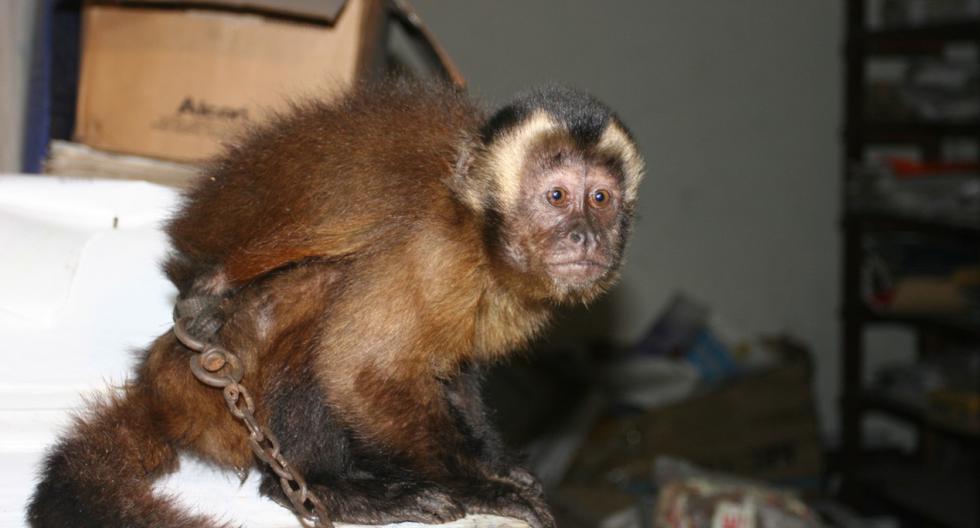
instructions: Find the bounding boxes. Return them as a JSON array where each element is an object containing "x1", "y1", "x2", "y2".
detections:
[{"x1": 409, "y1": 1, "x2": 844, "y2": 441}]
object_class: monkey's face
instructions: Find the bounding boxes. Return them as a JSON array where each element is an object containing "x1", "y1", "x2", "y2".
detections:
[
  {"x1": 502, "y1": 156, "x2": 627, "y2": 303},
  {"x1": 468, "y1": 95, "x2": 643, "y2": 305}
]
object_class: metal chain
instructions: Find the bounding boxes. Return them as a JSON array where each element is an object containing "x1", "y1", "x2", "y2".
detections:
[{"x1": 174, "y1": 317, "x2": 333, "y2": 528}]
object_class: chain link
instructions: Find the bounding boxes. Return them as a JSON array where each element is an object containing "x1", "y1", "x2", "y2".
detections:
[{"x1": 174, "y1": 317, "x2": 333, "y2": 528}]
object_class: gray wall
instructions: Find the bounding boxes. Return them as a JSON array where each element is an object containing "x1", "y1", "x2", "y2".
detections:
[
  {"x1": 0, "y1": 0, "x2": 37, "y2": 172},
  {"x1": 410, "y1": 1, "x2": 844, "y2": 441}
]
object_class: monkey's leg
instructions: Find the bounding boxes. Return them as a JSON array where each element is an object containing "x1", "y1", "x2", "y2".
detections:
[
  {"x1": 443, "y1": 367, "x2": 540, "y2": 486},
  {"x1": 27, "y1": 388, "x2": 223, "y2": 528}
]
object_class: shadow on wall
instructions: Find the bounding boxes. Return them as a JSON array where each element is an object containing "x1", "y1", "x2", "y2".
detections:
[{"x1": 544, "y1": 291, "x2": 626, "y2": 352}]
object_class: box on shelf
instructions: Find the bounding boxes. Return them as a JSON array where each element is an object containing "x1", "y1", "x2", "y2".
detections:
[{"x1": 74, "y1": 0, "x2": 385, "y2": 162}]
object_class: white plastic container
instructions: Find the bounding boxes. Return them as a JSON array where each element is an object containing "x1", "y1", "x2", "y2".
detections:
[{"x1": 0, "y1": 175, "x2": 524, "y2": 528}]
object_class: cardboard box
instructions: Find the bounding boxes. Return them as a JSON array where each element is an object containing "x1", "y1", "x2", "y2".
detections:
[{"x1": 74, "y1": 0, "x2": 384, "y2": 162}]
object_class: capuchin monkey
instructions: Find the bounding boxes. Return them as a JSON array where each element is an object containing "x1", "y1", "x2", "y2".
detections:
[{"x1": 28, "y1": 79, "x2": 644, "y2": 528}]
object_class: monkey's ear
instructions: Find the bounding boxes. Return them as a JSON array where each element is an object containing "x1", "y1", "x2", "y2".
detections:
[{"x1": 448, "y1": 137, "x2": 488, "y2": 213}]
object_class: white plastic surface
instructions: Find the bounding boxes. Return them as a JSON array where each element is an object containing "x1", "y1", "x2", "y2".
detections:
[{"x1": 0, "y1": 175, "x2": 525, "y2": 528}]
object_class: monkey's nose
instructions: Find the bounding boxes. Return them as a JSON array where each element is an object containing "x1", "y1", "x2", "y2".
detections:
[{"x1": 568, "y1": 228, "x2": 595, "y2": 247}]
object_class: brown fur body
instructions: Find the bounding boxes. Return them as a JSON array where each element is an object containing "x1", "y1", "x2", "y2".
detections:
[{"x1": 29, "y1": 80, "x2": 643, "y2": 528}]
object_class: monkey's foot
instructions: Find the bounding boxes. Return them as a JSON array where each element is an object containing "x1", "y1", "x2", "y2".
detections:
[{"x1": 173, "y1": 293, "x2": 226, "y2": 339}]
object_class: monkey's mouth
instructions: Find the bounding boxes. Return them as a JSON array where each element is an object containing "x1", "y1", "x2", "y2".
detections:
[{"x1": 546, "y1": 260, "x2": 607, "y2": 282}]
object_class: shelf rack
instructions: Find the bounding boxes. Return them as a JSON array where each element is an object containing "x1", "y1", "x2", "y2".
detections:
[{"x1": 840, "y1": 2, "x2": 980, "y2": 527}]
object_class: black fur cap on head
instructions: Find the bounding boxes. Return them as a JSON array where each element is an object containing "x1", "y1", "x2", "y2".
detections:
[{"x1": 480, "y1": 85, "x2": 623, "y2": 147}]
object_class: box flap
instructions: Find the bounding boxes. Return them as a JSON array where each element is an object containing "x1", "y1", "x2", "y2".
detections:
[{"x1": 107, "y1": 0, "x2": 349, "y2": 23}]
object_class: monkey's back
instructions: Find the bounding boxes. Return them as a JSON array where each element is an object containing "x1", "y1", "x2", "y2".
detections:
[{"x1": 165, "y1": 80, "x2": 486, "y2": 294}]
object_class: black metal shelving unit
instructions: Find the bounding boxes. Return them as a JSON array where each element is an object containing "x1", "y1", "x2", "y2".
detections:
[{"x1": 840, "y1": 2, "x2": 980, "y2": 527}]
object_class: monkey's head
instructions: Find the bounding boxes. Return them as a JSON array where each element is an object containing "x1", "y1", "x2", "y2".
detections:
[{"x1": 454, "y1": 86, "x2": 645, "y2": 305}]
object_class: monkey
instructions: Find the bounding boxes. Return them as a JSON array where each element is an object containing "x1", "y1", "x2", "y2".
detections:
[{"x1": 27, "y1": 78, "x2": 644, "y2": 528}]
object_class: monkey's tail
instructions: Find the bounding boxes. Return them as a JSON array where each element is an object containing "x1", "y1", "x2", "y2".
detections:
[{"x1": 27, "y1": 388, "x2": 223, "y2": 528}]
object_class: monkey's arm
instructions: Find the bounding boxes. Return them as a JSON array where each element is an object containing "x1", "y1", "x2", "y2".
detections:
[
  {"x1": 442, "y1": 367, "x2": 542, "y2": 491},
  {"x1": 341, "y1": 366, "x2": 553, "y2": 527},
  {"x1": 442, "y1": 368, "x2": 553, "y2": 528},
  {"x1": 345, "y1": 374, "x2": 555, "y2": 528}
]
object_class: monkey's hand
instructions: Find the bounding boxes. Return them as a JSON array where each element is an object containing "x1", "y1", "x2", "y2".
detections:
[
  {"x1": 261, "y1": 479, "x2": 464, "y2": 526},
  {"x1": 462, "y1": 480, "x2": 556, "y2": 528},
  {"x1": 482, "y1": 465, "x2": 548, "y2": 512},
  {"x1": 495, "y1": 466, "x2": 544, "y2": 495},
  {"x1": 383, "y1": 483, "x2": 467, "y2": 525}
]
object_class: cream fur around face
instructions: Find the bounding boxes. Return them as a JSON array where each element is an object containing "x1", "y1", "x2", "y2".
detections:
[
  {"x1": 481, "y1": 110, "x2": 561, "y2": 213},
  {"x1": 596, "y1": 122, "x2": 644, "y2": 203},
  {"x1": 460, "y1": 110, "x2": 644, "y2": 218}
]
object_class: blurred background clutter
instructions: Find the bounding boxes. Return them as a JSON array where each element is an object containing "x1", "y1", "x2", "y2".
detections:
[{"x1": 0, "y1": 1, "x2": 977, "y2": 527}]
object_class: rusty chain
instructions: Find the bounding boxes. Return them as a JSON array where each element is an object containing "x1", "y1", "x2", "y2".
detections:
[{"x1": 173, "y1": 317, "x2": 333, "y2": 528}]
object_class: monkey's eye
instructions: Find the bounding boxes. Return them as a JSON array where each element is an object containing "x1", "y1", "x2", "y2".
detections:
[
  {"x1": 547, "y1": 187, "x2": 569, "y2": 207},
  {"x1": 590, "y1": 189, "x2": 611, "y2": 208}
]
